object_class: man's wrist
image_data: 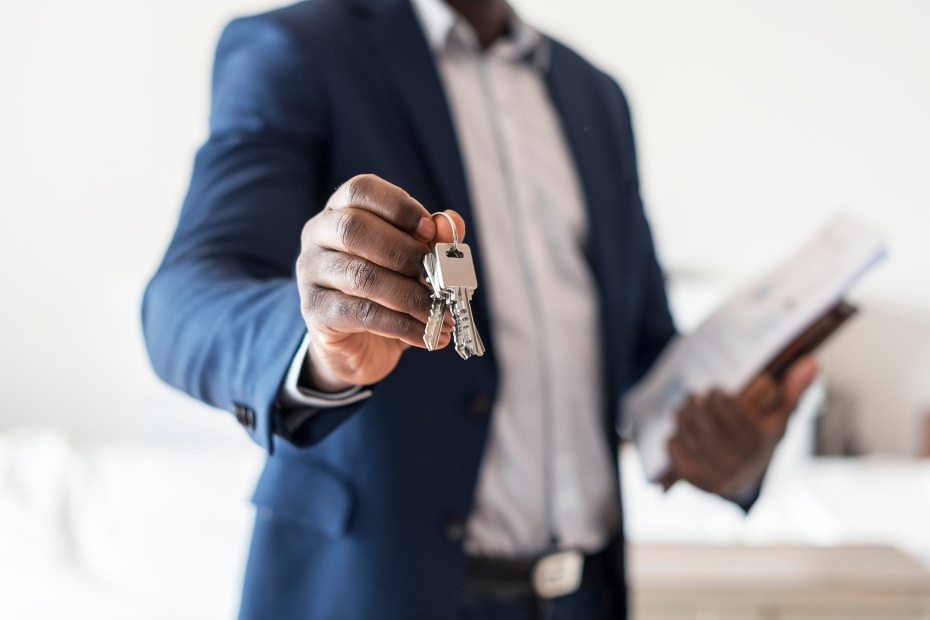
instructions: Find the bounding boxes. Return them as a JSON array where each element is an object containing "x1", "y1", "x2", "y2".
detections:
[
  {"x1": 724, "y1": 476, "x2": 764, "y2": 512},
  {"x1": 279, "y1": 333, "x2": 372, "y2": 411},
  {"x1": 300, "y1": 346, "x2": 354, "y2": 393}
]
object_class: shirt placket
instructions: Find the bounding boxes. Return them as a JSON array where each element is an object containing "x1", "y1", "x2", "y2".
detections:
[{"x1": 477, "y1": 50, "x2": 562, "y2": 549}]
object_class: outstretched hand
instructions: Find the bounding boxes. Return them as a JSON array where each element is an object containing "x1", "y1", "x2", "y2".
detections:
[
  {"x1": 664, "y1": 356, "x2": 819, "y2": 499},
  {"x1": 296, "y1": 174, "x2": 465, "y2": 392}
]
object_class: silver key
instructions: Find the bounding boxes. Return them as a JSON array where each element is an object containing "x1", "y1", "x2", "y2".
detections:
[
  {"x1": 430, "y1": 242, "x2": 484, "y2": 360},
  {"x1": 423, "y1": 297, "x2": 447, "y2": 351},
  {"x1": 422, "y1": 252, "x2": 448, "y2": 351},
  {"x1": 451, "y1": 284, "x2": 485, "y2": 359}
]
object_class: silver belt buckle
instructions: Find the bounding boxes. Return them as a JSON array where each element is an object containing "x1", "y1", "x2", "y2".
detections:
[{"x1": 531, "y1": 550, "x2": 584, "y2": 599}]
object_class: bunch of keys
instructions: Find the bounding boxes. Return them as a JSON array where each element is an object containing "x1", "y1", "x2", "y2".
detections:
[{"x1": 423, "y1": 212, "x2": 485, "y2": 360}]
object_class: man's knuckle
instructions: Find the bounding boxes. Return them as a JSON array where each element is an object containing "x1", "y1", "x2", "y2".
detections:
[
  {"x1": 345, "y1": 258, "x2": 380, "y2": 294},
  {"x1": 297, "y1": 241, "x2": 323, "y2": 273},
  {"x1": 295, "y1": 252, "x2": 309, "y2": 276},
  {"x1": 300, "y1": 216, "x2": 317, "y2": 245},
  {"x1": 335, "y1": 210, "x2": 365, "y2": 252},
  {"x1": 300, "y1": 286, "x2": 326, "y2": 320},
  {"x1": 344, "y1": 173, "x2": 376, "y2": 205},
  {"x1": 354, "y1": 298, "x2": 378, "y2": 326},
  {"x1": 397, "y1": 315, "x2": 421, "y2": 342},
  {"x1": 384, "y1": 243, "x2": 412, "y2": 272}
]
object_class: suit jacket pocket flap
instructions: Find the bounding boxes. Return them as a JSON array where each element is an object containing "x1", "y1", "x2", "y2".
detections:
[{"x1": 251, "y1": 457, "x2": 354, "y2": 538}]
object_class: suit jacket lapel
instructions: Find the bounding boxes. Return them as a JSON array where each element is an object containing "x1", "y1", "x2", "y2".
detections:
[
  {"x1": 353, "y1": 0, "x2": 492, "y2": 339},
  {"x1": 545, "y1": 43, "x2": 613, "y2": 270},
  {"x1": 545, "y1": 41, "x2": 630, "y2": 415}
]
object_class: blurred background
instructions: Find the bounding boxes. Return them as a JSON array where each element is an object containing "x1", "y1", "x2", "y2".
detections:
[{"x1": 1, "y1": 0, "x2": 928, "y2": 618}]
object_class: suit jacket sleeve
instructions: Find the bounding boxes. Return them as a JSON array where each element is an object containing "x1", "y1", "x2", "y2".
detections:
[
  {"x1": 611, "y1": 79, "x2": 676, "y2": 384},
  {"x1": 630, "y1": 193, "x2": 675, "y2": 383},
  {"x1": 142, "y1": 16, "x2": 363, "y2": 452}
]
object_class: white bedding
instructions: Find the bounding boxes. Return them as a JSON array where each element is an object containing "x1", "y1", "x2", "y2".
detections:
[
  {"x1": 1, "y1": 423, "x2": 927, "y2": 619},
  {"x1": 0, "y1": 429, "x2": 263, "y2": 619}
]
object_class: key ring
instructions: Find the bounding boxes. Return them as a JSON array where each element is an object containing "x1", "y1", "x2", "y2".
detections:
[{"x1": 430, "y1": 211, "x2": 458, "y2": 252}]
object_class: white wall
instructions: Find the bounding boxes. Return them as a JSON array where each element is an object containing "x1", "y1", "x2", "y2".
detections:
[
  {"x1": 0, "y1": 0, "x2": 282, "y2": 445},
  {"x1": 1, "y1": 0, "x2": 928, "y2": 451}
]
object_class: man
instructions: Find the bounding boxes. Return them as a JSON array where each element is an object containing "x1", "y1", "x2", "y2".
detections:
[{"x1": 143, "y1": 0, "x2": 816, "y2": 617}]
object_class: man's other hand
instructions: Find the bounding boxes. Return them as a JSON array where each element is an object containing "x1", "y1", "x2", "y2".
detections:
[
  {"x1": 296, "y1": 174, "x2": 465, "y2": 392},
  {"x1": 665, "y1": 356, "x2": 819, "y2": 500}
]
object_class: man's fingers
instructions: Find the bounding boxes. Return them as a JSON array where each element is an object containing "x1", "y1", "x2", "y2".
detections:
[
  {"x1": 312, "y1": 253, "x2": 436, "y2": 323},
  {"x1": 306, "y1": 208, "x2": 429, "y2": 278},
  {"x1": 755, "y1": 357, "x2": 818, "y2": 435},
  {"x1": 304, "y1": 287, "x2": 433, "y2": 349},
  {"x1": 705, "y1": 390, "x2": 762, "y2": 461},
  {"x1": 309, "y1": 179, "x2": 469, "y2": 279},
  {"x1": 672, "y1": 378, "x2": 810, "y2": 498},
  {"x1": 688, "y1": 393, "x2": 747, "y2": 473},
  {"x1": 676, "y1": 396, "x2": 732, "y2": 478},
  {"x1": 671, "y1": 391, "x2": 768, "y2": 493},
  {"x1": 326, "y1": 174, "x2": 435, "y2": 243},
  {"x1": 668, "y1": 437, "x2": 715, "y2": 494},
  {"x1": 781, "y1": 356, "x2": 819, "y2": 409},
  {"x1": 749, "y1": 357, "x2": 819, "y2": 414},
  {"x1": 294, "y1": 176, "x2": 463, "y2": 388}
]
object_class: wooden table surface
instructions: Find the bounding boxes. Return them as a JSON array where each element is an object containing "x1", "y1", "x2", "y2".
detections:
[{"x1": 628, "y1": 545, "x2": 930, "y2": 620}]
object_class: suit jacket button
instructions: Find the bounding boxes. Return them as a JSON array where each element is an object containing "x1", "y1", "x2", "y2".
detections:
[
  {"x1": 233, "y1": 403, "x2": 256, "y2": 430},
  {"x1": 467, "y1": 394, "x2": 493, "y2": 418},
  {"x1": 443, "y1": 516, "x2": 467, "y2": 542}
]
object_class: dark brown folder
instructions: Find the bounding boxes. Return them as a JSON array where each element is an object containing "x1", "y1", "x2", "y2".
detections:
[{"x1": 737, "y1": 300, "x2": 857, "y2": 410}]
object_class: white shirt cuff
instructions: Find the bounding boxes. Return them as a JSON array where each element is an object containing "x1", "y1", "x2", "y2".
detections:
[
  {"x1": 279, "y1": 333, "x2": 373, "y2": 422},
  {"x1": 726, "y1": 479, "x2": 763, "y2": 508}
]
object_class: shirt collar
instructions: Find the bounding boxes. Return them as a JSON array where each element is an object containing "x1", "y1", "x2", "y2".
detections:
[{"x1": 409, "y1": 0, "x2": 550, "y2": 69}]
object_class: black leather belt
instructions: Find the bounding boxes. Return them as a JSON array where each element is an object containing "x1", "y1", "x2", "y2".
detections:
[{"x1": 462, "y1": 545, "x2": 612, "y2": 599}]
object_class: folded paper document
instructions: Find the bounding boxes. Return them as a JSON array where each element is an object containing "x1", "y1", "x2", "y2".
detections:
[{"x1": 625, "y1": 215, "x2": 886, "y2": 482}]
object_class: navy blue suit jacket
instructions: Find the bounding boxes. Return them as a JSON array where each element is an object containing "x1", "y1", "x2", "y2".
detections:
[{"x1": 142, "y1": 0, "x2": 676, "y2": 617}]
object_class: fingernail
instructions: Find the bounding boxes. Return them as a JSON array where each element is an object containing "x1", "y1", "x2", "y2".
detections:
[{"x1": 416, "y1": 217, "x2": 434, "y2": 241}]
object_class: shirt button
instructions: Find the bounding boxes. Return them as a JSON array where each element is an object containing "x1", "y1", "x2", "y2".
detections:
[
  {"x1": 443, "y1": 515, "x2": 467, "y2": 542},
  {"x1": 467, "y1": 394, "x2": 493, "y2": 418}
]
